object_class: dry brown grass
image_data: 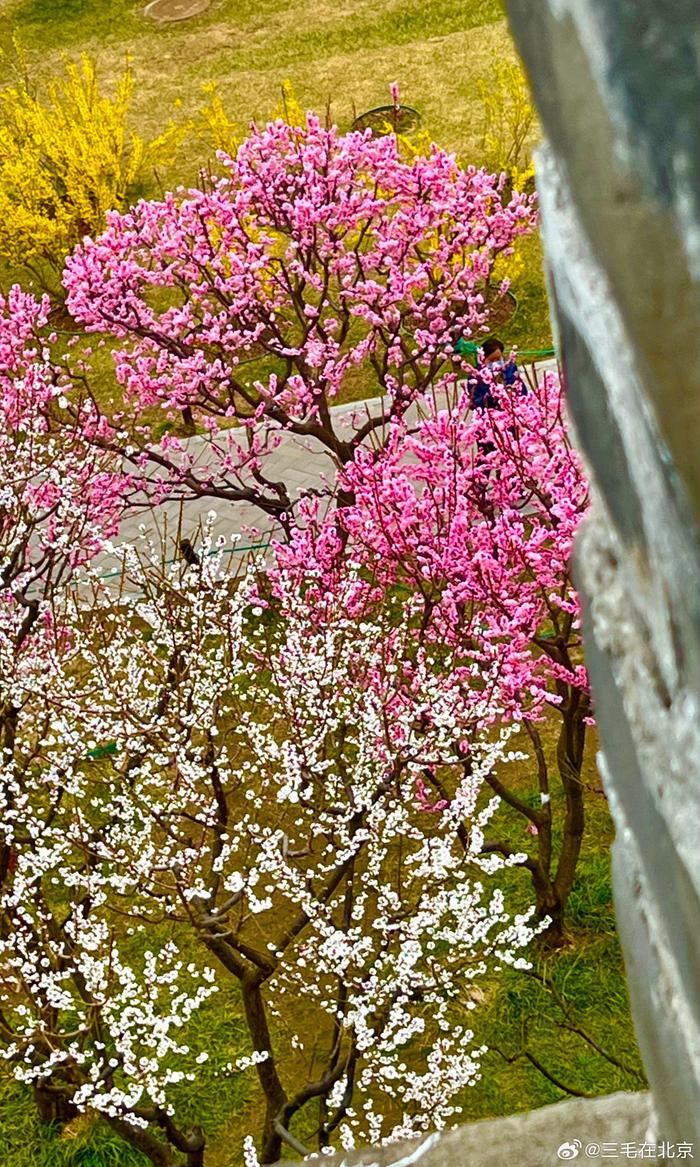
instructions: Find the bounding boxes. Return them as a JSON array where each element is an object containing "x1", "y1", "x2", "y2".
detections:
[{"x1": 0, "y1": 0, "x2": 530, "y2": 189}]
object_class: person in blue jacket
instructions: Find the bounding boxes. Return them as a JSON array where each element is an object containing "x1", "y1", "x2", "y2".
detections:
[
  {"x1": 481, "y1": 337, "x2": 519, "y2": 385},
  {"x1": 466, "y1": 337, "x2": 521, "y2": 410}
]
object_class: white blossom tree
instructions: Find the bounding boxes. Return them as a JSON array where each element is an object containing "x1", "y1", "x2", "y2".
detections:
[
  {"x1": 0, "y1": 529, "x2": 540, "y2": 1165},
  {"x1": 0, "y1": 293, "x2": 221, "y2": 1165}
]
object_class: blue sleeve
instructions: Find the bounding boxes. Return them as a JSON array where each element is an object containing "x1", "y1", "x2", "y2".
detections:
[{"x1": 503, "y1": 360, "x2": 518, "y2": 386}]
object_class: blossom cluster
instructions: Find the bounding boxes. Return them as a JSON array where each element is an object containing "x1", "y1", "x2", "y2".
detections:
[
  {"x1": 0, "y1": 287, "x2": 132, "y2": 728},
  {"x1": 0, "y1": 529, "x2": 539, "y2": 1155},
  {"x1": 61, "y1": 116, "x2": 536, "y2": 518},
  {"x1": 270, "y1": 370, "x2": 590, "y2": 727}
]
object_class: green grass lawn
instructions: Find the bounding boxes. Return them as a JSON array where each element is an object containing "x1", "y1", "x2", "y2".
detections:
[
  {"x1": 1, "y1": 0, "x2": 507, "y2": 164},
  {"x1": 460, "y1": 724, "x2": 644, "y2": 1122}
]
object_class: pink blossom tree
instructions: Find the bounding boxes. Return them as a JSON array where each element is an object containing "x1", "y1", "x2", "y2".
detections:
[
  {"x1": 0, "y1": 279, "x2": 541, "y2": 1159},
  {"x1": 267, "y1": 368, "x2": 592, "y2": 942},
  {"x1": 0, "y1": 285, "x2": 130, "y2": 772},
  {"x1": 62, "y1": 115, "x2": 536, "y2": 528},
  {"x1": 0, "y1": 289, "x2": 128, "y2": 593},
  {"x1": 59, "y1": 110, "x2": 587, "y2": 939},
  {"x1": 0, "y1": 108, "x2": 596, "y2": 1160}
]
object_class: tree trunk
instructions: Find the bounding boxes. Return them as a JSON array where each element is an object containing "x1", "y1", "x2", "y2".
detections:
[
  {"x1": 107, "y1": 1116, "x2": 186, "y2": 1167},
  {"x1": 241, "y1": 979, "x2": 288, "y2": 1165},
  {"x1": 540, "y1": 694, "x2": 588, "y2": 947},
  {"x1": 534, "y1": 881, "x2": 568, "y2": 948},
  {"x1": 260, "y1": 1113, "x2": 284, "y2": 1165},
  {"x1": 33, "y1": 1084, "x2": 77, "y2": 1126},
  {"x1": 180, "y1": 406, "x2": 196, "y2": 435}
]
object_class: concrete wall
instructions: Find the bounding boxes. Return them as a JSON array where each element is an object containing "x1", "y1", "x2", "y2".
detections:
[
  {"x1": 506, "y1": 0, "x2": 700, "y2": 1148},
  {"x1": 279, "y1": 1092, "x2": 653, "y2": 1166}
]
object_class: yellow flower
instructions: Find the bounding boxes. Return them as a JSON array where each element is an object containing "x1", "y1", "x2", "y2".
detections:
[{"x1": 0, "y1": 52, "x2": 185, "y2": 279}]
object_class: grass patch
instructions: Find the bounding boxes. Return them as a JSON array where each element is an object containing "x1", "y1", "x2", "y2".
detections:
[
  {"x1": 506, "y1": 234, "x2": 554, "y2": 353},
  {"x1": 457, "y1": 720, "x2": 644, "y2": 1122},
  {"x1": 0, "y1": 1, "x2": 514, "y2": 172},
  {"x1": 0, "y1": 1078, "x2": 152, "y2": 1167}
]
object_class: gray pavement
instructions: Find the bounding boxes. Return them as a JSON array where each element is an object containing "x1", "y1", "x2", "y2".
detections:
[{"x1": 98, "y1": 359, "x2": 558, "y2": 582}]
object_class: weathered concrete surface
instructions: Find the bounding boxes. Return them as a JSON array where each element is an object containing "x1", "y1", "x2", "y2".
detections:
[
  {"x1": 507, "y1": 0, "x2": 700, "y2": 515},
  {"x1": 506, "y1": 0, "x2": 700, "y2": 1151},
  {"x1": 279, "y1": 1092, "x2": 654, "y2": 1166}
]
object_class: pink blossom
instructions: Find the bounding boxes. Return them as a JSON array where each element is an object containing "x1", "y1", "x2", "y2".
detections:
[{"x1": 61, "y1": 117, "x2": 536, "y2": 520}]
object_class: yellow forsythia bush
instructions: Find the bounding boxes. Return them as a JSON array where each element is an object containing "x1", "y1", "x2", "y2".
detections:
[
  {"x1": 476, "y1": 57, "x2": 539, "y2": 190},
  {"x1": 274, "y1": 79, "x2": 305, "y2": 129},
  {"x1": 196, "y1": 80, "x2": 307, "y2": 164},
  {"x1": 198, "y1": 81, "x2": 239, "y2": 156},
  {"x1": 0, "y1": 52, "x2": 182, "y2": 277}
]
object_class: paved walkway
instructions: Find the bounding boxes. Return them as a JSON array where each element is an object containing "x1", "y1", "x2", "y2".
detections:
[{"x1": 98, "y1": 360, "x2": 558, "y2": 581}]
